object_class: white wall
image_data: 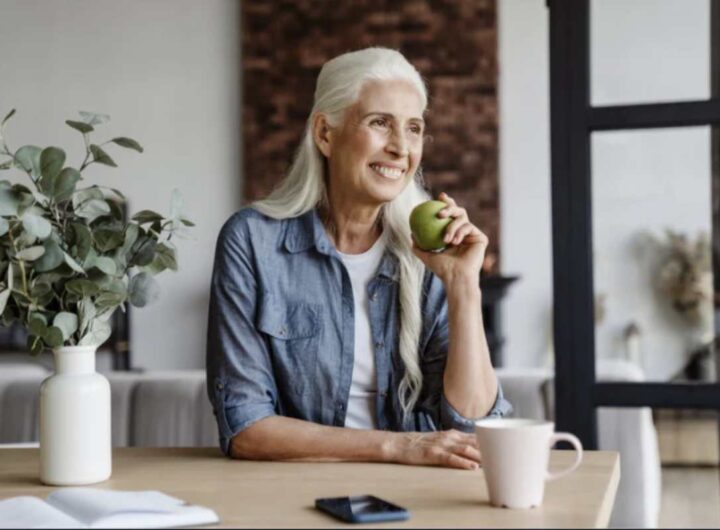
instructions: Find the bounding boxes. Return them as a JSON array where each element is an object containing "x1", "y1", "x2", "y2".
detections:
[
  {"x1": 498, "y1": 0, "x2": 553, "y2": 369},
  {"x1": 499, "y1": 0, "x2": 711, "y2": 379},
  {"x1": 0, "y1": 0, "x2": 242, "y2": 370}
]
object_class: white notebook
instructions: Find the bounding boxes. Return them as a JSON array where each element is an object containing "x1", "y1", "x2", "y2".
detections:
[{"x1": 0, "y1": 488, "x2": 219, "y2": 529}]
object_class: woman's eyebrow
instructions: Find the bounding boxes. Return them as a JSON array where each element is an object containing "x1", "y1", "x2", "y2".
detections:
[{"x1": 362, "y1": 111, "x2": 425, "y2": 124}]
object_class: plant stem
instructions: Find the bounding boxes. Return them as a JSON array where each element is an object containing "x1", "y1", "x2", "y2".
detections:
[{"x1": 7, "y1": 225, "x2": 29, "y2": 296}]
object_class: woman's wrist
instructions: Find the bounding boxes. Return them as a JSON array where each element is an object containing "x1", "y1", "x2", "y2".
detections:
[
  {"x1": 442, "y1": 272, "x2": 482, "y2": 300},
  {"x1": 380, "y1": 432, "x2": 401, "y2": 463}
]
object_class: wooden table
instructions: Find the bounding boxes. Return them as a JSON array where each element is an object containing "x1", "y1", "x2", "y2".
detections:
[{"x1": 0, "y1": 448, "x2": 620, "y2": 528}]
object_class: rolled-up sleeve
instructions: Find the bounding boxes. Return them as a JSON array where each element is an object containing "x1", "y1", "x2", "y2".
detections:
[
  {"x1": 417, "y1": 273, "x2": 513, "y2": 433},
  {"x1": 206, "y1": 214, "x2": 278, "y2": 457}
]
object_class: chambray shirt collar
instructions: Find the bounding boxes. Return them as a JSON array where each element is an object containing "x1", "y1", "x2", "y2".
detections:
[{"x1": 283, "y1": 208, "x2": 399, "y2": 281}]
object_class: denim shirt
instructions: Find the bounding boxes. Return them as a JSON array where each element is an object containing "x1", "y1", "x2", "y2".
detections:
[{"x1": 206, "y1": 207, "x2": 512, "y2": 456}]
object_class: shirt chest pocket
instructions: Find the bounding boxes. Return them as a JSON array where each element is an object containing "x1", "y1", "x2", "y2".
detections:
[{"x1": 256, "y1": 297, "x2": 322, "y2": 396}]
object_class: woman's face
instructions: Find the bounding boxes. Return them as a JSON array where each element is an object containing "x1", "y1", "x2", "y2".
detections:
[{"x1": 316, "y1": 79, "x2": 425, "y2": 207}]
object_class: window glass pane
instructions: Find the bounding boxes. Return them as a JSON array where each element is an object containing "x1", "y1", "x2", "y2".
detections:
[
  {"x1": 591, "y1": 127, "x2": 716, "y2": 383},
  {"x1": 596, "y1": 407, "x2": 719, "y2": 528},
  {"x1": 590, "y1": 0, "x2": 710, "y2": 106}
]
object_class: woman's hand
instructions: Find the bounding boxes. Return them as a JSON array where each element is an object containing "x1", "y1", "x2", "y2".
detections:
[
  {"x1": 411, "y1": 192, "x2": 489, "y2": 286},
  {"x1": 384, "y1": 429, "x2": 482, "y2": 470}
]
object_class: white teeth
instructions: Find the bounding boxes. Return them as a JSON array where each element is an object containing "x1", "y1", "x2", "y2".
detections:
[{"x1": 370, "y1": 164, "x2": 405, "y2": 179}]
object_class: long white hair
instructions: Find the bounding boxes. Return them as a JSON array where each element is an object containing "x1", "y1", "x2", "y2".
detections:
[{"x1": 253, "y1": 47, "x2": 430, "y2": 422}]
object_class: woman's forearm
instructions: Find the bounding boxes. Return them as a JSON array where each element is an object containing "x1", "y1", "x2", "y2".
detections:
[
  {"x1": 231, "y1": 415, "x2": 484, "y2": 469},
  {"x1": 443, "y1": 274, "x2": 498, "y2": 419},
  {"x1": 230, "y1": 416, "x2": 395, "y2": 462}
]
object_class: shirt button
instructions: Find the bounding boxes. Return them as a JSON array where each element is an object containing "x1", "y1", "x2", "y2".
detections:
[
  {"x1": 375, "y1": 341, "x2": 384, "y2": 349},
  {"x1": 370, "y1": 293, "x2": 378, "y2": 302},
  {"x1": 278, "y1": 327, "x2": 287, "y2": 336},
  {"x1": 216, "y1": 383, "x2": 224, "y2": 390}
]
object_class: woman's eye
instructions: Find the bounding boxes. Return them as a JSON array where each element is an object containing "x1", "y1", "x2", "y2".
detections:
[
  {"x1": 409, "y1": 126, "x2": 422, "y2": 135},
  {"x1": 370, "y1": 118, "x2": 388, "y2": 127}
]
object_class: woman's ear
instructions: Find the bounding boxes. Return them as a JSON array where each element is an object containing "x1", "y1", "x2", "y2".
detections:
[{"x1": 312, "y1": 113, "x2": 333, "y2": 158}]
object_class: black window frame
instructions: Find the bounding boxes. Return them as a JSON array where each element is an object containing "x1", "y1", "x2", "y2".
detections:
[{"x1": 548, "y1": 0, "x2": 720, "y2": 449}]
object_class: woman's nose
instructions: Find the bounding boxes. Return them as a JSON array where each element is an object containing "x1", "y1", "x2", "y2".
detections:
[{"x1": 386, "y1": 129, "x2": 409, "y2": 157}]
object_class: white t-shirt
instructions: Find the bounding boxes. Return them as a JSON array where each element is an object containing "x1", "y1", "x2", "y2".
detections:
[{"x1": 337, "y1": 231, "x2": 388, "y2": 430}]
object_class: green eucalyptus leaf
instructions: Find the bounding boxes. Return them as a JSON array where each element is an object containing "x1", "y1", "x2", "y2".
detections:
[
  {"x1": 40, "y1": 146, "x2": 66, "y2": 189},
  {"x1": 78, "y1": 296, "x2": 96, "y2": 336},
  {"x1": 108, "y1": 188, "x2": 127, "y2": 202},
  {"x1": 72, "y1": 187, "x2": 104, "y2": 210},
  {"x1": 6, "y1": 262, "x2": 12, "y2": 291},
  {"x1": 65, "y1": 279, "x2": 98, "y2": 297},
  {"x1": 130, "y1": 237, "x2": 156, "y2": 267},
  {"x1": 131, "y1": 210, "x2": 164, "y2": 224},
  {"x1": 15, "y1": 230, "x2": 37, "y2": 247},
  {"x1": 180, "y1": 218, "x2": 195, "y2": 227},
  {"x1": 95, "y1": 291, "x2": 125, "y2": 310},
  {"x1": 149, "y1": 220, "x2": 162, "y2": 235},
  {"x1": 75, "y1": 198, "x2": 110, "y2": 223},
  {"x1": 0, "y1": 159, "x2": 13, "y2": 171},
  {"x1": 63, "y1": 252, "x2": 85, "y2": 274},
  {"x1": 107, "y1": 199, "x2": 124, "y2": 220},
  {"x1": 83, "y1": 247, "x2": 98, "y2": 270},
  {"x1": 129, "y1": 272, "x2": 160, "y2": 307},
  {"x1": 65, "y1": 120, "x2": 94, "y2": 134},
  {"x1": 92, "y1": 256, "x2": 117, "y2": 275},
  {"x1": 155, "y1": 243, "x2": 177, "y2": 271},
  {"x1": 53, "y1": 312, "x2": 78, "y2": 341},
  {"x1": 72, "y1": 223, "x2": 92, "y2": 261},
  {"x1": 111, "y1": 137, "x2": 144, "y2": 153},
  {"x1": 79, "y1": 111, "x2": 110, "y2": 126},
  {"x1": 22, "y1": 213, "x2": 52, "y2": 240},
  {"x1": 14, "y1": 145, "x2": 42, "y2": 180},
  {"x1": 34, "y1": 239, "x2": 64, "y2": 272},
  {"x1": 0, "y1": 218, "x2": 8, "y2": 236},
  {"x1": 89, "y1": 144, "x2": 117, "y2": 167},
  {"x1": 94, "y1": 228, "x2": 124, "y2": 252},
  {"x1": 28, "y1": 315, "x2": 47, "y2": 337},
  {"x1": 54, "y1": 168, "x2": 82, "y2": 201},
  {"x1": 2, "y1": 109, "x2": 16, "y2": 126},
  {"x1": 123, "y1": 223, "x2": 140, "y2": 254},
  {"x1": 0, "y1": 187, "x2": 20, "y2": 216},
  {"x1": 30, "y1": 281, "x2": 52, "y2": 298},
  {"x1": 16, "y1": 246, "x2": 45, "y2": 261},
  {"x1": 78, "y1": 318, "x2": 111, "y2": 347},
  {"x1": 0, "y1": 289, "x2": 10, "y2": 315},
  {"x1": 45, "y1": 326, "x2": 64, "y2": 347}
]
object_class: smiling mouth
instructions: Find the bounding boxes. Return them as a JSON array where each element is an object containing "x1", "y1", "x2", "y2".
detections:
[{"x1": 369, "y1": 163, "x2": 406, "y2": 180}]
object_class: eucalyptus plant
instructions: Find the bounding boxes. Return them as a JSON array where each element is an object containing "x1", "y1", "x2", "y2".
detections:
[{"x1": 0, "y1": 109, "x2": 193, "y2": 353}]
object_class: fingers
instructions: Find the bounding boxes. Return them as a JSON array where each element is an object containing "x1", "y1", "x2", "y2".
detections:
[
  {"x1": 435, "y1": 193, "x2": 488, "y2": 247},
  {"x1": 438, "y1": 431, "x2": 482, "y2": 470},
  {"x1": 438, "y1": 191, "x2": 456, "y2": 207}
]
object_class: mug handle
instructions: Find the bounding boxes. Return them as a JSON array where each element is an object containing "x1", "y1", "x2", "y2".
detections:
[{"x1": 546, "y1": 432, "x2": 583, "y2": 482}]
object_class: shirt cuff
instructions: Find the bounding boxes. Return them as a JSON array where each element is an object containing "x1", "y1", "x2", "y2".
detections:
[
  {"x1": 440, "y1": 378, "x2": 513, "y2": 432},
  {"x1": 218, "y1": 403, "x2": 276, "y2": 457}
]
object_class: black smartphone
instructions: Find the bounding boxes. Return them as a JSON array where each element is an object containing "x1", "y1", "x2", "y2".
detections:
[{"x1": 315, "y1": 495, "x2": 410, "y2": 524}]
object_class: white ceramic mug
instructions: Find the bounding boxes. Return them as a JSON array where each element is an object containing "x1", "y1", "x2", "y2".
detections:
[{"x1": 474, "y1": 418, "x2": 583, "y2": 509}]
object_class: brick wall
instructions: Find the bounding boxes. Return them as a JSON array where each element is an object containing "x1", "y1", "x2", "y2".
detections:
[{"x1": 242, "y1": 0, "x2": 500, "y2": 267}]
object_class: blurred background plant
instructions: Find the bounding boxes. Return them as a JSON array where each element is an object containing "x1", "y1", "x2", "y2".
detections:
[
  {"x1": 0, "y1": 109, "x2": 193, "y2": 353},
  {"x1": 654, "y1": 229, "x2": 712, "y2": 328}
]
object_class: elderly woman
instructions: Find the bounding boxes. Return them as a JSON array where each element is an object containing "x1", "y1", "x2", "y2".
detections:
[{"x1": 207, "y1": 47, "x2": 511, "y2": 470}]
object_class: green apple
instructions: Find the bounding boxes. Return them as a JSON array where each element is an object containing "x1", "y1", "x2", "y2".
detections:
[{"x1": 409, "y1": 200, "x2": 452, "y2": 251}]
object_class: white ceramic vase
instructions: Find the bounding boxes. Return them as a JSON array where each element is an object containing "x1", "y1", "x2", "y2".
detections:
[{"x1": 39, "y1": 345, "x2": 112, "y2": 486}]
